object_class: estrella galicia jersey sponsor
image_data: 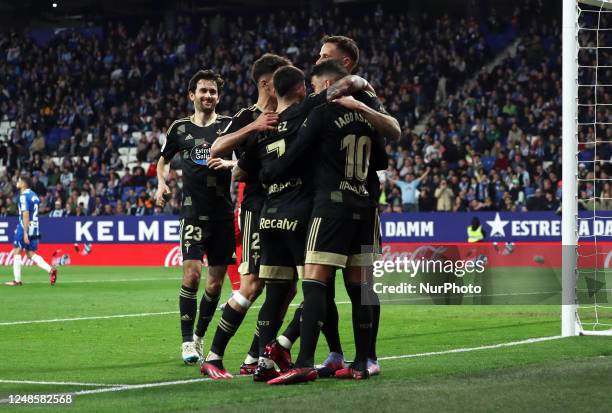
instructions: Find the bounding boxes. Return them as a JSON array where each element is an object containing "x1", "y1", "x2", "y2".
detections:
[{"x1": 161, "y1": 115, "x2": 233, "y2": 220}]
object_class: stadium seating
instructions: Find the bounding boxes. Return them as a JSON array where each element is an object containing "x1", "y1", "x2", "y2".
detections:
[{"x1": 0, "y1": 2, "x2": 606, "y2": 216}]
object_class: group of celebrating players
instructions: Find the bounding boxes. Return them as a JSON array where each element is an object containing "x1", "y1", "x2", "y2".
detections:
[{"x1": 155, "y1": 35, "x2": 400, "y2": 384}]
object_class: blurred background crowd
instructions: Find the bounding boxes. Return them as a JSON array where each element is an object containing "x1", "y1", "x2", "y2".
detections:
[{"x1": 0, "y1": 0, "x2": 608, "y2": 217}]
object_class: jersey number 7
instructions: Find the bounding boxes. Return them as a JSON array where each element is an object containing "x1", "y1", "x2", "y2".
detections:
[{"x1": 266, "y1": 139, "x2": 286, "y2": 158}]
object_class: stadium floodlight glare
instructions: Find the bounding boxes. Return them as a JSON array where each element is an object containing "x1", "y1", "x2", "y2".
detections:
[{"x1": 563, "y1": 0, "x2": 612, "y2": 336}]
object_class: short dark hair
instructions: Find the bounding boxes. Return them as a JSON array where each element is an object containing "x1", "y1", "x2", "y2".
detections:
[
  {"x1": 322, "y1": 35, "x2": 359, "y2": 67},
  {"x1": 251, "y1": 53, "x2": 292, "y2": 84},
  {"x1": 188, "y1": 70, "x2": 224, "y2": 94},
  {"x1": 273, "y1": 66, "x2": 304, "y2": 98},
  {"x1": 19, "y1": 174, "x2": 32, "y2": 188},
  {"x1": 311, "y1": 59, "x2": 349, "y2": 82}
]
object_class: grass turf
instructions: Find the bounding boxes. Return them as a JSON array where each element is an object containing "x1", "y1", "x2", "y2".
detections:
[{"x1": 0, "y1": 266, "x2": 610, "y2": 412}]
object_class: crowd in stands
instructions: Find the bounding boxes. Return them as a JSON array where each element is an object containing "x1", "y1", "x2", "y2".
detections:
[{"x1": 0, "y1": 1, "x2": 608, "y2": 217}]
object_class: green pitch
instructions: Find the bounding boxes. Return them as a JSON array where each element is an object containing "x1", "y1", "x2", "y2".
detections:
[{"x1": 0, "y1": 267, "x2": 610, "y2": 413}]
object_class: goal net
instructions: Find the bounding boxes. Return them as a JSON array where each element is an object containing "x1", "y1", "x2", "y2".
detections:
[{"x1": 563, "y1": 0, "x2": 612, "y2": 336}]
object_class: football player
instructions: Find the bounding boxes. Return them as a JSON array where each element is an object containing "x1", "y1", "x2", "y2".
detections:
[{"x1": 5, "y1": 175, "x2": 57, "y2": 287}]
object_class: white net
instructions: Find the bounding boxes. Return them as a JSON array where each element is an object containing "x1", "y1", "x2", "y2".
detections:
[{"x1": 575, "y1": 0, "x2": 612, "y2": 334}]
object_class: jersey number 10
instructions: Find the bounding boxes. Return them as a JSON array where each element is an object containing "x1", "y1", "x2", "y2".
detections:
[{"x1": 341, "y1": 134, "x2": 371, "y2": 182}]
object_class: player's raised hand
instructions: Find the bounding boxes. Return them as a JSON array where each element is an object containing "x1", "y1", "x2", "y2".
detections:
[
  {"x1": 155, "y1": 183, "x2": 171, "y2": 207},
  {"x1": 252, "y1": 112, "x2": 278, "y2": 132},
  {"x1": 208, "y1": 158, "x2": 235, "y2": 170},
  {"x1": 331, "y1": 96, "x2": 364, "y2": 111}
]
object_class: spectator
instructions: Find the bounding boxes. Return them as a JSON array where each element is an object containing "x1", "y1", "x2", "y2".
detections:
[
  {"x1": 527, "y1": 188, "x2": 545, "y2": 211},
  {"x1": 72, "y1": 204, "x2": 86, "y2": 217},
  {"x1": 132, "y1": 166, "x2": 147, "y2": 187},
  {"x1": 49, "y1": 200, "x2": 66, "y2": 217},
  {"x1": 30, "y1": 132, "x2": 46, "y2": 155},
  {"x1": 77, "y1": 191, "x2": 90, "y2": 214},
  {"x1": 125, "y1": 200, "x2": 137, "y2": 215},
  {"x1": 146, "y1": 141, "x2": 161, "y2": 163},
  {"x1": 102, "y1": 204, "x2": 114, "y2": 216},
  {"x1": 434, "y1": 180, "x2": 454, "y2": 211},
  {"x1": 543, "y1": 192, "x2": 559, "y2": 211},
  {"x1": 418, "y1": 186, "x2": 436, "y2": 212},
  {"x1": 6, "y1": 198, "x2": 17, "y2": 216},
  {"x1": 60, "y1": 169, "x2": 73, "y2": 188},
  {"x1": 135, "y1": 198, "x2": 147, "y2": 216},
  {"x1": 0, "y1": 3, "x2": 607, "y2": 214},
  {"x1": 393, "y1": 168, "x2": 430, "y2": 212}
]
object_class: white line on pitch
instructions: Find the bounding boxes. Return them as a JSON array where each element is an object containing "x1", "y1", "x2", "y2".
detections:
[
  {"x1": 0, "y1": 335, "x2": 564, "y2": 402},
  {"x1": 22, "y1": 277, "x2": 182, "y2": 284},
  {"x1": 0, "y1": 289, "x2": 561, "y2": 326},
  {"x1": 72, "y1": 376, "x2": 252, "y2": 396},
  {"x1": 377, "y1": 335, "x2": 563, "y2": 361},
  {"x1": 0, "y1": 301, "x2": 351, "y2": 326},
  {"x1": 0, "y1": 311, "x2": 178, "y2": 326},
  {"x1": 0, "y1": 379, "x2": 126, "y2": 387}
]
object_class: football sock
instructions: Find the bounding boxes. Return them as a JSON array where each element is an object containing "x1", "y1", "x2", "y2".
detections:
[
  {"x1": 279, "y1": 302, "x2": 303, "y2": 348},
  {"x1": 322, "y1": 282, "x2": 343, "y2": 355},
  {"x1": 13, "y1": 254, "x2": 21, "y2": 283},
  {"x1": 31, "y1": 254, "x2": 52, "y2": 273},
  {"x1": 277, "y1": 335, "x2": 293, "y2": 350},
  {"x1": 209, "y1": 303, "x2": 246, "y2": 357},
  {"x1": 244, "y1": 352, "x2": 258, "y2": 365},
  {"x1": 346, "y1": 282, "x2": 373, "y2": 370},
  {"x1": 179, "y1": 285, "x2": 198, "y2": 342},
  {"x1": 295, "y1": 280, "x2": 327, "y2": 368},
  {"x1": 246, "y1": 331, "x2": 259, "y2": 360},
  {"x1": 369, "y1": 288, "x2": 381, "y2": 360},
  {"x1": 194, "y1": 289, "x2": 220, "y2": 338},
  {"x1": 257, "y1": 281, "x2": 293, "y2": 356}
]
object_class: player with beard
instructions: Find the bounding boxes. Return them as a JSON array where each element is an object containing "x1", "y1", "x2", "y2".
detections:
[
  {"x1": 266, "y1": 36, "x2": 397, "y2": 378},
  {"x1": 156, "y1": 69, "x2": 275, "y2": 365}
]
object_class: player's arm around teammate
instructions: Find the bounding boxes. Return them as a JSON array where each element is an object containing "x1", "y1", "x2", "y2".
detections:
[{"x1": 209, "y1": 112, "x2": 278, "y2": 158}]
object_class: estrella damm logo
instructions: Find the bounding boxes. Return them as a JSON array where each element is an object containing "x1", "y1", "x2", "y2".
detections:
[{"x1": 190, "y1": 143, "x2": 211, "y2": 166}]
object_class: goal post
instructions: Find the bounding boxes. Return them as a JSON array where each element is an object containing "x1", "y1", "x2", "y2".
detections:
[
  {"x1": 562, "y1": 0, "x2": 579, "y2": 337},
  {"x1": 563, "y1": 0, "x2": 612, "y2": 336}
]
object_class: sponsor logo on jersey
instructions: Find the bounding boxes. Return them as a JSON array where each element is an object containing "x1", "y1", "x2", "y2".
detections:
[
  {"x1": 267, "y1": 178, "x2": 302, "y2": 195},
  {"x1": 190, "y1": 143, "x2": 211, "y2": 166},
  {"x1": 259, "y1": 217, "x2": 299, "y2": 231}
]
